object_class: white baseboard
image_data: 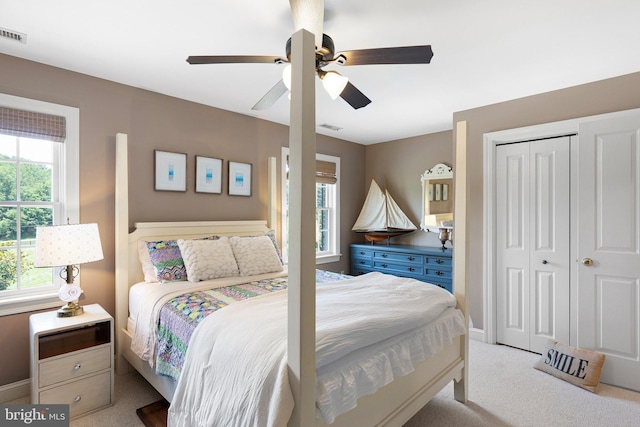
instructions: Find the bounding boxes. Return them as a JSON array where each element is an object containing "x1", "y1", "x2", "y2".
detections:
[
  {"x1": 469, "y1": 327, "x2": 485, "y2": 342},
  {"x1": 0, "y1": 379, "x2": 30, "y2": 403}
]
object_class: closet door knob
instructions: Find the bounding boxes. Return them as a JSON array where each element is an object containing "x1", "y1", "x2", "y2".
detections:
[{"x1": 581, "y1": 258, "x2": 594, "y2": 266}]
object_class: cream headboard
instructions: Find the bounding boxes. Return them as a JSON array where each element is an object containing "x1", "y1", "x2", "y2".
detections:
[{"x1": 114, "y1": 132, "x2": 277, "y2": 373}]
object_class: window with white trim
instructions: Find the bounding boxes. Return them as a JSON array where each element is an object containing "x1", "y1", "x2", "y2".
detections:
[
  {"x1": 0, "y1": 94, "x2": 79, "y2": 316},
  {"x1": 281, "y1": 147, "x2": 341, "y2": 265}
]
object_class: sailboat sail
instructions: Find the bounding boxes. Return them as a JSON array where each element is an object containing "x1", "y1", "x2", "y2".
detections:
[{"x1": 352, "y1": 180, "x2": 417, "y2": 232}]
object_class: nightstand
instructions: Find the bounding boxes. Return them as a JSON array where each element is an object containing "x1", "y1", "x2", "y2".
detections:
[{"x1": 29, "y1": 303, "x2": 114, "y2": 419}]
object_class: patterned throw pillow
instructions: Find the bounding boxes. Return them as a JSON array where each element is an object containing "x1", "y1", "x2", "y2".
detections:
[
  {"x1": 146, "y1": 240, "x2": 187, "y2": 282},
  {"x1": 177, "y1": 236, "x2": 239, "y2": 282},
  {"x1": 229, "y1": 235, "x2": 284, "y2": 276}
]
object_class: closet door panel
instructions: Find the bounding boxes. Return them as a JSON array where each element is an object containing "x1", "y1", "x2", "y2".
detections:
[
  {"x1": 497, "y1": 144, "x2": 530, "y2": 350},
  {"x1": 579, "y1": 114, "x2": 640, "y2": 391}
]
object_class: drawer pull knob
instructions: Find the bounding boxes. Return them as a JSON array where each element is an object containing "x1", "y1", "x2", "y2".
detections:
[
  {"x1": 435, "y1": 259, "x2": 444, "y2": 264},
  {"x1": 359, "y1": 260, "x2": 366, "y2": 264},
  {"x1": 436, "y1": 271, "x2": 444, "y2": 276},
  {"x1": 74, "y1": 396, "x2": 82, "y2": 403},
  {"x1": 381, "y1": 263, "x2": 388, "y2": 268},
  {"x1": 408, "y1": 256, "x2": 415, "y2": 261},
  {"x1": 381, "y1": 254, "x2": 388, "y2": 258},
  {"x1": 74, "y1": 364, "x2": 82, "y2": 371},
  {"x1": 408, "y1": 267, "x2": 415, "y2": 272},
  {"x1": 360, "y1": 251, "x2": 366, "y2": 255}
]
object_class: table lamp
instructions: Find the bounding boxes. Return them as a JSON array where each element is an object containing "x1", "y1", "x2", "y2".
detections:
[{"x1": 35, "y1": 223, "x2": 104, "y2": 317}]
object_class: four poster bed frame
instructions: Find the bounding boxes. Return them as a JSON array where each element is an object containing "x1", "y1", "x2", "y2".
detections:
[{"x1": 114, "y1": 30, "x2": 469, "y2": 427}]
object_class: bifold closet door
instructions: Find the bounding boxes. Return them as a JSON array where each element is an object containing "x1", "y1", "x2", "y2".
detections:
[{"x1": 496, "y1": 137, "x2": 570, "y2": 354}]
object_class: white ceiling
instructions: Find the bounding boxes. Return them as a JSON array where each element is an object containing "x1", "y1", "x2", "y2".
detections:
[{"x1": 2, "y1": 0, "x2": 640, "y2": 145}]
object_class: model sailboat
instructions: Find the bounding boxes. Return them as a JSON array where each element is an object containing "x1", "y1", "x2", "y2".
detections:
[{"x1": 352, "y1": 180, "x2": 417, "y2": 243}]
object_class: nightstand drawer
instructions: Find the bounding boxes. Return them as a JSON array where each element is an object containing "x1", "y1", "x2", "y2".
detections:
[
  {"x1": 39, "y1": 345, "x2": 111, "y2": 388},
  {"x1": 39, "y1": 371, "x2": 111, "y2": 419}
]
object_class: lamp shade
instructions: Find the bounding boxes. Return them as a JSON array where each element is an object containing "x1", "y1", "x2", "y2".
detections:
[{"x1": 35, "y1": 223, "x2": 104, "y2": 267}]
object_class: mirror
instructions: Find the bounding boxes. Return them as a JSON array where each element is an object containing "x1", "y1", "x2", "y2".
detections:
[{"x1": 420, "y1": 163, "x2": 453, "y2": 234}]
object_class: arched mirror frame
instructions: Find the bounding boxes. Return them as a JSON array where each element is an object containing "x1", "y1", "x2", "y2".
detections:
[{"x1": 420, "y1": 163, "x2": 454, "y2": 232}]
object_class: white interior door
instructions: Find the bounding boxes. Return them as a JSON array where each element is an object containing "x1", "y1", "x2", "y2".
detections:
[
  {"x1": 578, "y1": 114, "x2": 640, "y2": 391},
  {"x1": 497, "y1": 137, "x2": 571, "y2": 353}
]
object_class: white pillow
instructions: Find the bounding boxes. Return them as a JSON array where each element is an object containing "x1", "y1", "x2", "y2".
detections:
[
  {"x1": 137, "y1": 239, "x2": 158, "y2": 282},
  {"x1": 177, "y1": 236, "x2": 239, "y2": 282},
  {"x1": 229, "y1": 235, "x2": 284, "y2": 276}
]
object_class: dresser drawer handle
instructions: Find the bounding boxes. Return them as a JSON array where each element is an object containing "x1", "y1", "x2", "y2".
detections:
[
  {"x1": 407, "y1": 256, "x2": 415, "y2": 261},
  {"x1": 359, "y1": 251, "x2": 366, "y2": 255},
  {"x1": 381, "y1": 253, "x2": 388, "y2": 258},
  {"x1": 74, "y1": 396, "x2": 82, "y2": 403},
  {"x1": 73, "y1": 364, "x2": 82, "y2": 371},
  {"x1": 435, "y1": 259, "x2": 444, "y2": 264},
  {"x1": 435, "y1": 270, "x2": 444, "y2": 276},
  {"x1": 381, "y1": 263, "x2": 388, "y2": 268},
  {"x1": 359, "y1": 260, "x2": 366, "y2": 265},
  {"x1": 408, "y1": 267, "x2": 415, "y2": 272}
]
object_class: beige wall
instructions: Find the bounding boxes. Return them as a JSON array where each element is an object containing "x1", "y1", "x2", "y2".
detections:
[
  {"x1": 453, "y1": 71, "x2": 640, "y2": 330},
  {"x1": 363, "y1": 130, "x2": 454, "y2": 249},
  {"x1": 0, "y1": 53, "x2": 365, "y2": 387}
]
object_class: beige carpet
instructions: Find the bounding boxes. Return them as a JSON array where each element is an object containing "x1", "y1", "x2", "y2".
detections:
[{"x1": 10, "y1": 339, "x2": 640, "y2": 426}]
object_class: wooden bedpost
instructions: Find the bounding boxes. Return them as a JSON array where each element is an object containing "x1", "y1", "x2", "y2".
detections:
[
  {"x1": 453, "y1": 120, "x2": 469, "y2": 402},
  {"x1": 287, "y1": 29, "x2": 317, "y2": 427},
  {"x1": 115, "y1": 133, "x2": 130, "y2": 375}
]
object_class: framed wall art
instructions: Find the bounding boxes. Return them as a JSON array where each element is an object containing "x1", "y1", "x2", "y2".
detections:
[
  {"x1": 228, "y1": 161, "x2": 252, "y2": 196},
  {"x1": 154, "y1": 150, "x2": 187, "y2": 192},
  {"x1": 195, "y1": 155, "x2": 223, "y2": 194}
]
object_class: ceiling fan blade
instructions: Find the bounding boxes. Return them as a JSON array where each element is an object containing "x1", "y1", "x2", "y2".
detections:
[
  {"x1": 336, "y1": 45, "x2": 433, "y2": 66},
  {"x1": 289, "y1": 0, "x2": 324, "y2": 49},
  {"x1": 187, "y1": 55, "x2": 286, "y2": 65},
  {"x1": 252, "y1": 80, "x2": 289, "y2": 110},
  {"x1": 339, "y1": 81, "x2": 372, "y2": 110}
]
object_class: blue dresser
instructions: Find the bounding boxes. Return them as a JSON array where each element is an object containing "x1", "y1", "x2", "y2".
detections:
[{"x1": 350, "y1": 243, "x2": 453, "y2": 293}]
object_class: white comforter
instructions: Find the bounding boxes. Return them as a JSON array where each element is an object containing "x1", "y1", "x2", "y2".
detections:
[
  {"x1": 168, "y1": 272, "x2": 463, "y2": 427},
  {"x1": 130, "y1": 268, "x2": 290, "y2": 365}
]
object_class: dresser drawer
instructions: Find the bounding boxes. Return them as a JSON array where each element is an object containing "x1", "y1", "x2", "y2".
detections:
[
  {"x1": 425, "y1": 255, "x2": 452, "y2": 268},
  {"x1": 39, "y1": 345, "x2": 111, "y2": 388},
  {"x1": 351, "y1": 247, "x2": 374, "y2": 259},
  {"x1": 352, "y1": 257, "x2": 373, "y2": 268},
  {"x1": 425, "y1": 267, "x2": 452, "y2": 282},
  {"x1": 374, "y1": 260, "x2": 423, "y2": 277},
  {"x1": 373, "y1": 251, "x2": 423, "y2": 265},
  {"x1": 39, "y1": 371, "x2": 111, "y2": 418}
]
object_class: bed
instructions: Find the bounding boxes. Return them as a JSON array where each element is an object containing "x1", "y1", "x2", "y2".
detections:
[{"x1": 114, "y1": 123, "x2": 471, "y2": 425}]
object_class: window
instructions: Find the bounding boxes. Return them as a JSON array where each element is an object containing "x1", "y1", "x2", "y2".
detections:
[
  {"x1": 0, "y1": 94, "x2": 79, "y2": 316},
  {"x1": 281, "y1": 148, "x2": 341, "y2": 264}
]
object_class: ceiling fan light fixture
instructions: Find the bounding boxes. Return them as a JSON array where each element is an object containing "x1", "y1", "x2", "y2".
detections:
[
  {"x1": 282, "y1": 64, "x2": 292, "y2": 90},
  {"x1": 321, "y1": 70, "x2": 348, "y2": 100}
]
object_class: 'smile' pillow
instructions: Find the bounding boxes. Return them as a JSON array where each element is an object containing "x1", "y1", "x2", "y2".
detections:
[
  {"x1": 229, "y1": 235, "x2": 284, "y2": 276},
  {"x1": 534, "y1": 340, "x2": 605, "y2": 393},
  {"x1": 178, "y1": 236, "x2": 239, "y2": 282}
]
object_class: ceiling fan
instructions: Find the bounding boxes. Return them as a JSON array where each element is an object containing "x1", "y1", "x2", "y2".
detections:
[{"x1": 186, "y1": 0, "x2": 433, "y2": 110}]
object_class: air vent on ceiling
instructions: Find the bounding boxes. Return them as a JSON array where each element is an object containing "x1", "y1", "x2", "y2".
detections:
[
  {"x1": 318, "y1": 123, "x2": 343, "y2": 132},
  {"x1": 0, "y1": 27, "x2": 27, "y2": 44}
]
